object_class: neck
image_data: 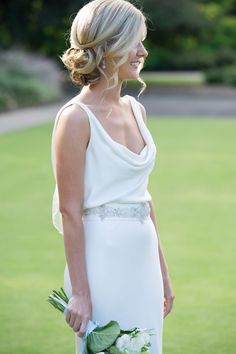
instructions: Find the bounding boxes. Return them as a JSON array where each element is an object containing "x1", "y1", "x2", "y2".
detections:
[{"x1": 79, "y1": 75, "x2": 124, "y2": 105}]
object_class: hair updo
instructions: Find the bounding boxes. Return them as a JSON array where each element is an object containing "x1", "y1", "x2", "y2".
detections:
[
  {"x1": 60, "y1": 0, "x2": 147, "y2": 89},
  {"x1": 61, "y1": 47, "x2": 100, "y2": 86}
]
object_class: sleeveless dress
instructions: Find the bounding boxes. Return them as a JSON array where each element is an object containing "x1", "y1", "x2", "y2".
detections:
[{"x1": 50, "y1": 94, "x2": 164, "y2": 354}]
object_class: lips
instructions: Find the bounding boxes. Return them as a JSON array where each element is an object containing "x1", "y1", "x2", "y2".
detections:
[{"x1": 130, "y1": 61, "x2": 141, "y2": 68}]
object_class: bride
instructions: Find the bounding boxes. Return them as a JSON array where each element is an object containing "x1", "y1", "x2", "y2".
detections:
[{"x1": 51, "y1": 1, "x2": 175, "y2": 353}]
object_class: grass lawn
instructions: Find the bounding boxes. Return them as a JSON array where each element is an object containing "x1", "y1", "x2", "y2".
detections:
[
  {"x1": 0, "y1": 117, "x2": 235, "y2": 354},
  {"x1": 129, "y1": 71, "x2": 205, "y2": 87}
]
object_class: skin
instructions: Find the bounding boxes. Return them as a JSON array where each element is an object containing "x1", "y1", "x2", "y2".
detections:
[{"x1": 54, "y1": 37, "x2": 175, "y2": 339}]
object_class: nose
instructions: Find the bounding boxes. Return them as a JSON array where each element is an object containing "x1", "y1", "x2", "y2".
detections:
[{"x1": 137, "y1": 42, "x2": 148, "y2": 58}]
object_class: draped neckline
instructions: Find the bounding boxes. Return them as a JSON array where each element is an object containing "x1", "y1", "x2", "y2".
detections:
[{"x1": 71, "y1": 95, "x2": 148, "y2": 158}]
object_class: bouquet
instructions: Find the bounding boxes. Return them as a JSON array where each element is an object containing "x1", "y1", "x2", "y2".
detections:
[{"x1": 48, "y1": 287, "x2": 156, "y2": 354}]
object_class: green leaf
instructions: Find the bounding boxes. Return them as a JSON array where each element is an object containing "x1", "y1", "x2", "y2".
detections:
[
  {"x1": 86, "y1": 320, "x2": 120, "y2": 352},
  {"x1": 107, "y1": 345, "x2": 123, "y2": 354},
  {"x1": 120, "y1": 327, "x2": 138, "y2": 334}
]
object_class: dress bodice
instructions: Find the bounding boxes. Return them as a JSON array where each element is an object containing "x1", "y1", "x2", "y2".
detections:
[{"x1": 51, "y1": 94, "x2": 157, "y2": 235}]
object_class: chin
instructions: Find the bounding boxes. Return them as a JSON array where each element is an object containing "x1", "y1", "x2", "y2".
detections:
[{"x1": 120, "y1": 71, "x2": 140, "y2": 81}]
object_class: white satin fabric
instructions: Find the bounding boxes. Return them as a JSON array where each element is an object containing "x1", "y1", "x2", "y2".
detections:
[
  {"x1": 64, "y1": 210, "x2": 164, "y2": 354},
  {"x1": 50, "y1": 94, "x2": 164, "y2": 354},
  {"x1": 50, "y1": 95, "x2": 157, "y2": 236}
]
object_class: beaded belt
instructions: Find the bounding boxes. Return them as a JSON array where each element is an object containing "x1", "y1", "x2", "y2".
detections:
[{"x1": 83, "y1": 202, "x2": 150, "y2": 223}]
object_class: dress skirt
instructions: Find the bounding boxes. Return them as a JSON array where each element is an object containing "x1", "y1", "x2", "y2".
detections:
[{"x1": 63, "y1": 203, "x2": 164, "y2": 354}]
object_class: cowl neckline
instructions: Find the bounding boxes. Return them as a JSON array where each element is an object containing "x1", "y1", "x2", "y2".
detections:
[{"x1": 69, "y1": 94, "x2": 156, "y2": 165}]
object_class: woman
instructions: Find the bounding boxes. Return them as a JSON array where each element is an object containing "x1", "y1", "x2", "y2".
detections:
[{"x1": 50, "y1": 0, "x2": 175, "y2": 353}]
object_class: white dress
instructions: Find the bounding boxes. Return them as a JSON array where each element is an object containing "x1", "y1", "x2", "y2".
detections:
[{"x1": 51, "y1": 95, "x2": 164, "y2": 354}]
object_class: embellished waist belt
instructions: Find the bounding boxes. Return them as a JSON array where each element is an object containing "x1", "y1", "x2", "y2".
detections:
[{"x1": 83, "y1": 202, "x2": 150, "y2": 223}]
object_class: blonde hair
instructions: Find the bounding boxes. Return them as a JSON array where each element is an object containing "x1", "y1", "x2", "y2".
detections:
[{"x1": 60, "y1": 0, "x2": 147, "y2": 94}]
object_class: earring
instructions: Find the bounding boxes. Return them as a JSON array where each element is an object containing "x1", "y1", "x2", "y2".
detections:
[{"x1": 101, "y1": 59, "x2": 106, "y2": 70}]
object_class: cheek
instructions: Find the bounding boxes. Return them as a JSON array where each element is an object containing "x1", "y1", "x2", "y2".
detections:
[
  {"x1": 119, "y1": 61, "x2": 130, "y2": 74},
  {"x1": 119, "y1": 63, "x2": 133, "y2": 79},
  {"x1": 125, "y1": 50, "x2": 136, "y2": 65}
]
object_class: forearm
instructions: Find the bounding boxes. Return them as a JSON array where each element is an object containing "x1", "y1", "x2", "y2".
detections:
[
  {"x1": 148, "y1": 199, "x2": 171, "y2": 286},
  {"x1": 61, "y1": 211, "x2": 90, "y2": 296}
]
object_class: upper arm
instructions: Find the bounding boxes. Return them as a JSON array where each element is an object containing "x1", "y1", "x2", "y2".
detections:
[
  {"x1": 138, "y1": 102, "x2": 147, "y2": 125},
  {"x1": 54, "y1": 104, "x2": 90, "y2": 216}
]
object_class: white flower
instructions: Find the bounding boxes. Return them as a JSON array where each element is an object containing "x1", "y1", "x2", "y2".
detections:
[
  {"x1": 126, "y1": 333, "x2": 146, "y2": 353},
  {"x1": 115, "y1": 329, "x2": 152, "y2": 354},
  {"x1": 115, "y1": 334, "x2": 131, "y2": 351},
  {"x1": 134, "y1": 335, "x2": 146, "y2": 348},
  {"x1": 141, "y1": 332, "x2": 150, "y2": 344},
  {"x1": 136, "y1": 330, "x2": 150, "y2": 344}
]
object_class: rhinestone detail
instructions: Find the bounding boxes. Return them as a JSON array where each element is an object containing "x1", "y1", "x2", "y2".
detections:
[{"x1": 83, "y1": 202, "x2": 150, "y2": 223}]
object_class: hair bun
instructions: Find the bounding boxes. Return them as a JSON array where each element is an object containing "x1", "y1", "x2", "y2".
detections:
[{"x1": 60, "y1": 47, "x2": 100, "y2": 86}]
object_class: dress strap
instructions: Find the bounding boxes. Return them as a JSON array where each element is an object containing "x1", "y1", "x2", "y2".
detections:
[
  {"x1": 69, "y1": 100, "x2": 95, "y2": 120},
  {"x1": 54, "y1": 100, "x2": 94, "y2": 132},
  {"x1": 51, "y1": 99, "x2": 94, "y2": 179},
  {"x1": 125, "y1": 95, "x2": 145, "y2": 125}
]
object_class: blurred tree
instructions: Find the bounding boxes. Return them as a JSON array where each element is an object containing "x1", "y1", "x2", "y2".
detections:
[
  {"x1": 141, "y1": 0, "x2": 208, "y2": 36},
  {"x1": 139, "y1": 0, "x2": 236, "y2": 69},
  {"x1": 0, "y1": 0, "x2": 236, "y2": 70},
  {"x1": 0, "y1": 0, "x2": 85, "y2": 56},
  {"x1": 228, "y1": 0, "x2": 236, "y2": 14}
]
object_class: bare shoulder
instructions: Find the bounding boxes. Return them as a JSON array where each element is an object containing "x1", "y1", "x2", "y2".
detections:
[
  {"x1": 55, "y1": 103, "x2": 90, "y2": 150},
  {"x1": 56, "y1": 102, "x2": 89, "y2": 134}
]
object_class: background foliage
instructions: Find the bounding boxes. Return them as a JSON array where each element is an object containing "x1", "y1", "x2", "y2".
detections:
[
  {"x1": 1, "y1": 0, "x2": 236, "y2": 110},
  {"x1": 1, "y1": 0, "x2": 236, "y2": 71}
]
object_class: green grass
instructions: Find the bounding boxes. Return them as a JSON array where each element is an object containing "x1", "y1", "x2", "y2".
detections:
[
  {"x1": 128, "y1": 71, "x2": 205, "y2": 87},
  {"x1": 0, "y1": 117, "x2": 235, "y2": 354}
]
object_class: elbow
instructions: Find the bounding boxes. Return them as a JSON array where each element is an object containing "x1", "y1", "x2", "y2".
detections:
[{"x1": 59, "y1": 202, "x2": 84, "y2": 221}]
